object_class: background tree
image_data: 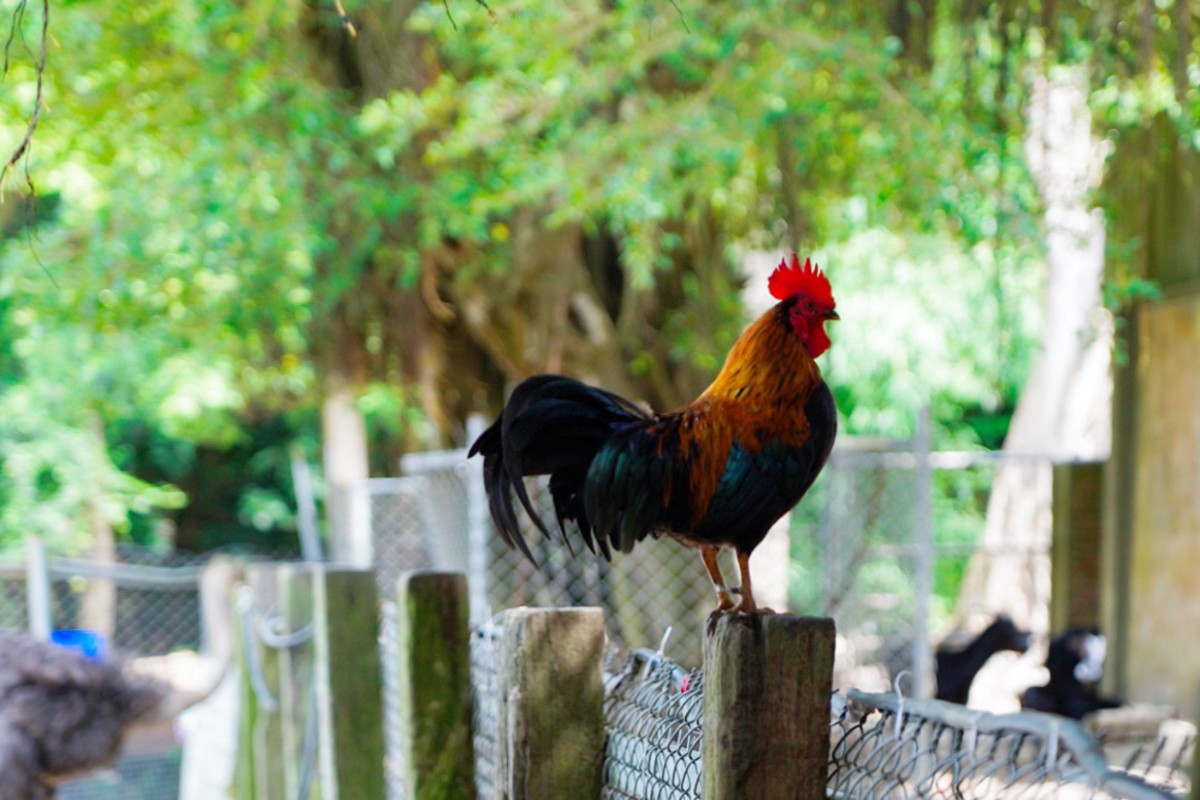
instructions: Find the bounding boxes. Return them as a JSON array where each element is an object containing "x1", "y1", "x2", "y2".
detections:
[
  {"x1": 0, "y1": 0, "x2": 1044, "y2": 554},
  {"x1": 5, "y1": 1, "x2": 1197, "y2": 658}
]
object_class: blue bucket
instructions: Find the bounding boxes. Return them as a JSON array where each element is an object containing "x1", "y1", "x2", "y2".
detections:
[{"x1": 51, "y1": 629, "x2": 108, "y2": 661}]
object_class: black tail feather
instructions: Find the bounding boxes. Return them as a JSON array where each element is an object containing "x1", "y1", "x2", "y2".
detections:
[{"x1": 469, "y1": 375, "x2": 647, "y2": 563}]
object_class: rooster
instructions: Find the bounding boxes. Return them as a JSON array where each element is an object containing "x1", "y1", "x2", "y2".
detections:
[{"x1": 469, "y1": 253, "x2": 838, "y2": 617}]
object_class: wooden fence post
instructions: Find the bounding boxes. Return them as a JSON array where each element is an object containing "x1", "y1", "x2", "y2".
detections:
[
  {"x1": 310, "y1": 567, "x2": 386, "y2": 800},
  {"x1": 1192, "y1": 699, "x2": 1200, "y2": 800},
  {"x1": 702, "y1": 614, "x2": 836, "y2": 800},
  {"x1": 276, "y1": 563, "x2": 318, "y2": 800},
  {"x1": 262, "y1": 566, "x2": 384, "y2": 796},
  {"x1": 496, "y1": 607, "x2": 605, "y2": 800},
  {"x1": 246, "y1": 563, "x2": 286, "y2": 800},
  {"x1": 396, "y1": 571, "x2": 475, "y2": 800}
]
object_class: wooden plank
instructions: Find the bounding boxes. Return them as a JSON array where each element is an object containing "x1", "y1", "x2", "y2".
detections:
[
  {"x1": 232, "y1": 564, "x2": 258, "y2": 800},
  {"x1": 396, "y1": 571, "x2": 475, "y2": 800},
  {"x1": 1192, "y1": 724, "x2": 1200, "y2": 800},
  {"x1": 702, "y1": 615, "x2": 835, "y2": 800},
  {"x1": 246, "y1": 564, "x2": 286, "y2": 800},
  {"x1": 1051, "y1": 462, "x2": 1105, "y2": 632},
  {"x1": 277, "y1": 564, "x2": 318, "y2": 800},
  {"x1": 496, "y1": 607, "x2": 605, "y2": 800},
  {"x1": 1127, "y1": 297, "x2": 1200, "y2": 722},
  {"x1": 312, "y1": 568, "x2": 386, "y2": 800}
]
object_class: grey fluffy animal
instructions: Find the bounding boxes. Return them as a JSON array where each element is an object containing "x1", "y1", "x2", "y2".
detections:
[{"x1": 0, "y1": 632, "x2": 169, "y2": 800}]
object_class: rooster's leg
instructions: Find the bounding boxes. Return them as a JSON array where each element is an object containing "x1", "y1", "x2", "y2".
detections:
[
  {"x1": 700, "y1": 545, "x2": 735, "y2": 612},
  {"x1": 733, "y1": 550, "x2": 775, "y2": 615}
]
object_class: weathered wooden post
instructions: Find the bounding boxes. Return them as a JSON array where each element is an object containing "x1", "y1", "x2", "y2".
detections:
[
  {"x1": 246, "y1": 563, "x2": 286, "y2": 800},
  {"x1": 1050, "y1": 461, "x2": 1105, "y2": 632},
  {"x1": 291, "y1": 566, "x2": 387, "y2": 800},
  {"x1": 495, "y1": 607, "x2": 606, "y2": 800},
  {"x1": 276, "y1": 563, "x2": 318, "y2": 800},
  {"x1": 1192, "y1": 702, "x2": 1200, "y2": 800},
  {"x1": 396, "y1": 571, "x2": 475, "y2": 800},
  {"x1": 702, "y1": 614, "x2": 836, "y2": 800}
]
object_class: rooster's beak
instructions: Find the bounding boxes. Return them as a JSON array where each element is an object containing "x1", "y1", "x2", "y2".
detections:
[{"x1": 824, "y1": 309, "x2": 840, "y2": 321}]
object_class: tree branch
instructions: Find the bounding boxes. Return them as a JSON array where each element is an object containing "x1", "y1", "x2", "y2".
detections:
[{"x1": 2, "y1": 0, "x2": 47, "y2": 194}]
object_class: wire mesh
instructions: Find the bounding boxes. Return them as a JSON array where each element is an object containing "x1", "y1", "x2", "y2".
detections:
[
  {"x1": 382, "y1": 449, "x2": 720, "y2": 668},
  {"x1": 459, "y1": 613, "x2": 1188, "y2": 800},
  {"x1": 470, "y1": 618, "x2": 503, "y2": 800},
  {"x1": 0, "y1": 545, "x2": 298, "y2": 657},
  {"x1": 1093, "y1": 721, "x2": 1195, "y2": 797},
  {"x1": 828, "y1": 690, "x2": 1184, "y2": 800},
  {"x1": 56, "y1": 749, "x2": 183, "y2": 800},
  {"x1": 794, "y1": 449, "x2": 1054, "y2": 696},
  {"x1": 379, "y1": 601, "x2": 407, "y2": 800},
  {"x1": 376, "y1": 435, "x2": 1058, "y2": 684},
  {"x1": 0, "y1": 563, "x2": 28, "y2": 629},
  {"x1": 602, "y1": 648, "x2": 703, "y2": 800}
]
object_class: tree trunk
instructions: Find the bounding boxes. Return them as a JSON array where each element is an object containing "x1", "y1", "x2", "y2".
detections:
[
  {"x1": 79, "y1": 413, "x2": 116, "y2": 642},
  {"x1": 322, "y1": 377, "x2": 371, "y2": 567},
  {"x1": 954, "y1": 67, "x2": 1112, "y2": 635}
]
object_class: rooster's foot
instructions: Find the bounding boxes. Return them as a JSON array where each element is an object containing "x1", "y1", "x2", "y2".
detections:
[
  {"x1": 742, "y1": 605, "x2": 776, "y2": 615},
  {"x1": 705, "y1": 605, "x2": 738, "y2": 636}
]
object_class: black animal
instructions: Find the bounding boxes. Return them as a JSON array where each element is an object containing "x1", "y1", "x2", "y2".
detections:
[
  {"x1": 0, "y1": 632, "x2": 171, "y2": 800},
  {"x1": 1020, "y1": 627, "x2": 1121, "y2": 719},
  {"x1": 935, "y1": 615, "x2": 1031, "y2": 704}
]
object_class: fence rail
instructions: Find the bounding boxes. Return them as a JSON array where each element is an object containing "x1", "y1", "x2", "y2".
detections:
[{"x1": 3, "y1": 551, "x2": 1190, "y2": 800}]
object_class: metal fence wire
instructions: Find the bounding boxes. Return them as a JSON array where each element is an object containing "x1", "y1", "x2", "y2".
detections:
[
  {"x1": 471, "y1": 618, "x2": 503, "y2": 800},
  {"x1": 380, "y1": 601, "x2": 407, "y2": 800},
  {"x1": 602, "y1": 648, "x2": 704, "y2": 800},
  {"x1": 828, "y1": 691, "x2": 1184, "y2": 800},
  {"x1": 383, "y1": 427, "x2": 748, "y2": 670},
  {"x1": 1096, "y1": 724, "x2": 1195, "y2": 798},
  {"x1": 0, "y1": 565, "x2": 28, "y2": 629},
  {"x1": 461, "y1": 623, "x2": 1188, "y2": 800},
  {"x1": 375, "y1": 423, "x2": 1057, "y2": 683},
  {"x1": 56, "y1": 750, "x2": 183, "y2": 800}
]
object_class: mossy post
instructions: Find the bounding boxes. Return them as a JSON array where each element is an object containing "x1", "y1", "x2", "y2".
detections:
[
  {"x1": 310, "y1": 567, "x2": 386, "y2": 800},
  {"x1": 701, "y1": 614, "x2": 836, "y2": 800},
  {"x1": 496, "y1": 607, "x2": 605, "y2": 800},
  {"x1": 245, "y1": 563, "x2": 286, "y2": 800},
  {"x1": 276, "y1": 563, "x2": 318, "y2": 800},
  {"x1": 396, "y1": 571, "x2": 475, "y2": 800}
]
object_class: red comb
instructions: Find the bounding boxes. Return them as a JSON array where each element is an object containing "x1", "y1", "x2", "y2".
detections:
[{"x1": 767, "y1": 253, "x2": 834, "y2": 306}]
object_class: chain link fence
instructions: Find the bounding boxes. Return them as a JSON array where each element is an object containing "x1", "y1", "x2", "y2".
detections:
[
  {"x1": 0, "y1": 543, "x2": 298, "y2": 651},
  {"x1": 470, "y1": 618, "x2": 503, "y2": 800},
  {"x1": 57, "y1": 750, "x2": 184, "y2": 800},
  {"x1": 0, "y1": 543, "x2": 298, "y2": 800},
  {"x1": 370, "y1": 420, "x2": 1053, "y2": 685},
  {"x1": 829, "y1": 690, "x2": 1186, "y2": 799},
  {"x1": 801, "y1": 445, "x2": 1053, "y2": 698},
  {"x1": 463, "y1": 631, "x2": 1189, "y2": 800},
  {"x1": 602, "y1": 647, "x2": 704, "y2": 800},
  {"x1": 0, "y1": 562, "x2": 29, "y2": 630},
  {"x1": 1092, "y1": 721, "x2": 1196, "y2": 797},
  {"x1": 379, "y1": 600, "x2": 406, "y2": 800},
  {"x1": 371, "y1": 457, "x2": 715, "y2": 665}
]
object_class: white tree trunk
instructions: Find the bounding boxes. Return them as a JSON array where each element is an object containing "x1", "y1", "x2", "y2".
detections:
[
  {"x1": 80, "y1": 413, "x2": 117, "y2": 642},
  {"x1": 955, "y1": 68, "x2": 1112, "y2": 636},
  {"x1": 323, "y1": 384, "x2": 372, "y2": 567}
]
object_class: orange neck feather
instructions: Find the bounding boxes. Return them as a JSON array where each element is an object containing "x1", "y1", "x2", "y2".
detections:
[
  {"x1": 700, "y1": 304, "x2": 823, "y2": 414},
  {"x1": 672, "y1": 304, "x2": 826, "y2": 525}
]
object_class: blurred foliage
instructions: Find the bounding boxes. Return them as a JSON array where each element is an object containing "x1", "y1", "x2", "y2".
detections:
[{"x1": 0, "y1": 0, "x2": 1196, "y2": 555}]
